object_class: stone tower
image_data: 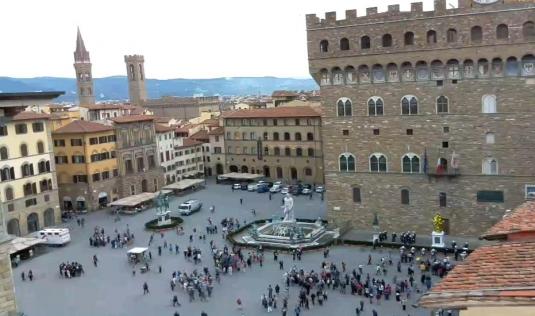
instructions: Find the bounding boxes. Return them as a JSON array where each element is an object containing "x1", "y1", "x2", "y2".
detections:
[
  {"x1": 73, "y1": 27, "x2": 95, "y2": 105},
  {"x1": 124, "y1": 55, "x2": 147, "y2": 106}
]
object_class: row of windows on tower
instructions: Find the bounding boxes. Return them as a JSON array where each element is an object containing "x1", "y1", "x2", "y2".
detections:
[
  {"x1": 319, "y1": 22, "x2": 535, "y2": 52},
  {"x1": 128, "y1": 64, "x2": 144, "y2": 81},
  {"x1": 338, "y1": 153, "x2": 498, "y2": 175},
  {"x1": 336, "y1": 95, "x2": 497, "y2": 116}
]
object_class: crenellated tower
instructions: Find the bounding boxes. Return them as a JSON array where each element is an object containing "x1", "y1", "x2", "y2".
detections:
[
  {"x1": 73, "y1": 27, "x2": 95, "y2": 105},
  {"x1": 124, "y1": 54, "x2": 147, "y2": 106}
]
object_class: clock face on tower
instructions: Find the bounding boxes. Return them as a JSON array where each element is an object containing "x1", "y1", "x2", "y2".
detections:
[{"x1": 473, "y1": 0, "x2": 499, "y2": 4}]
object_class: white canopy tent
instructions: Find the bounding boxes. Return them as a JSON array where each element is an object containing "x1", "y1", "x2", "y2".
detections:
[
  {"x1": 109, "y1": 192, "x2": 158, "y2": 207},
  {"x1": 162, "y1": 179, "x2": 205, "y2": 191},
  {"x1": 218, "y1": 172, "x2": 263, "y2": 181}
]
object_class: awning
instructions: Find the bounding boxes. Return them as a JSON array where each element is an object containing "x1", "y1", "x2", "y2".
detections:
[
  {"x1": 162, "y1": 179, "x2": 205, "y2": 191},
  {"x1": 109, "y1": 192, "x2": 157, "y2": 207},
  {"x1": 127, "y1": 247, "x2": 148, "y2": 254},
  {"x1": 218, "y1": 172, "x2": 263, "y2": 181},
  {"x1": 7, "y1": 237, "x2": 45, "y2": 255}
]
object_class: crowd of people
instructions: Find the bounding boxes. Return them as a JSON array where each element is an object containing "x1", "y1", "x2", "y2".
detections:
[{"x1": 58, "y1": 262, "x2": 84, "y2": 278}]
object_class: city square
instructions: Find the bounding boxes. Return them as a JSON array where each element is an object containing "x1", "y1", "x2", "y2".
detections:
[{"x1": 14, "y1": 181, "x2": 445, "y2": 316}]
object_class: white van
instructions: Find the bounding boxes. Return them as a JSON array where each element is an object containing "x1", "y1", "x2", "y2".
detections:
[
  {"x1": 178, "y1": 200, "x2": 202, "y2": 216},
  {"x1": 37, "y1": 228, "x2": 71, "y2": 246}
]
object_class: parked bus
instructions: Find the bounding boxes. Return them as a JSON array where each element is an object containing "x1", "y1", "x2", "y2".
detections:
[{"x1": 37, "y1": 228, "x2": 71, "y2": 246}]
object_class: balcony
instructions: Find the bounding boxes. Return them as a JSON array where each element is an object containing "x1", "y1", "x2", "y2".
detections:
[{"x1": 426, "y1": 168, "x2": 460, "y2": 178}]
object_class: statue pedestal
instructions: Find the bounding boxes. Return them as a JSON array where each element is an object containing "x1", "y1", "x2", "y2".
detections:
[
  {"x1": 372, "y1": 232, "x2": 380, "y2": 243},
  {"x1": 157, "y1": 211, "x2": 171, "y2": 226},
  {"x1": 431, "y1": 231, "x2": 445, "y2": 248}
]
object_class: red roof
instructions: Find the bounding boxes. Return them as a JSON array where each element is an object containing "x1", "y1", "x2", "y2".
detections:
[
  {"x1": 53, "y1": 120, "x2": 113, "y2": 134},
  {"x1": 208, "y1": 127, "x2": 224, "y2": 135},
  {"x1": 221, "y1": 106, "x2": 320, "y2": 119},
  {"x1": 189, "y1": 130, "x2": 209, "y2": 142},
  {"x1": 80, "y1": 104, "x2": 124, "y2": 110},
  {"x1": 272, "y1": 90, "x2": 299, "y2": 97},
  {"x1": 419, "y1": 241, "x2": 535, "y2": 308},
  {"x1": 12, "y1": 111, "x2": 50, "y2": 121},
  {"x1": 111, "y1": 115, "x2": 155, "y2": 124},
  {"x1": 155, "y1": 124, "x2": 175, "y2": 133},
  {"x1": 481, "y1": 201, "x2": 535, "y2": 240},
  {"x1": 176, "y1": 138, "x2": 202, "y2": 149}
]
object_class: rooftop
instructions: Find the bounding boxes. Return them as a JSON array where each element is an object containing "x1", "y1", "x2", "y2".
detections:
[
  {"x1": 208, "y1": 127, "x2": 224, "y2": 135},
  {"x1": 419, "y1": 240, "x2": 535, "y2": 308},
  {"x1": 0, "y1": 91, "x2": 64, "y2": 101},
  {"x1": 189, "y1": 130, "x2": 209, "y2": 141},
  {"x1": 481, "y1": 201, "x2": 535, "y2": 240},
  {"x1": 272, "y1": 90, "x2": 299, "y2": 98},
  {"x1": 176, "y1": 138, "x2": 203, "y2": 149},
  {"x1": 53, "y1": 120, "x2": 113, "y2": 134},
  {"x1": 111, "y1": 115, "x2": 155, "y2": 124},
  {"x1": 11, "y1": 111, "x2": 50, "y2": 121},
  {"x1": 221, "y1": 106, "x2": 320, "y2": 119},
  {"x1": 155, "y1": 124, "x2": 175, "y2": 133}
]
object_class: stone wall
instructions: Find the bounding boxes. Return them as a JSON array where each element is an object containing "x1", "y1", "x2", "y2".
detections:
[{"x1": 0, "y1": 243, "x2": 16, "y2": 316}]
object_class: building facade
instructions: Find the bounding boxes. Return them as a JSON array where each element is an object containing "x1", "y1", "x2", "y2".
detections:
[
  {"x1": 155, "y1": 124, "x2": 178, "y2": 184},
  {"x1": 112, "y1": 115, "x2": 164, "y2": 196},
  {"x1": 174, "y1": 139, "x2": 204, "y2": 180},
  {"x1": 73, "y1": 28, "x2": 95, "y2": 105},
  {"x1": 222, "y1": 107, "x2": 324, "y2": 184},
  {"x1": 0, "y1": 92, "x2": 63, "y2": 237},
  {"x1": 53, "y1": 120, "x2": 119, "y2": 212},
  {"x1": 306, "y1": 0, "x2": 535, "y2": 236},
  {"x1": 125, "y1": 55, "x2": 147, "y2": 106},
  {"x1": 208, "y1": 127, "x2": 226, "y2": 175},
  {"x1": 144, "y1": 96, "x2": 221, "y2": 120}
]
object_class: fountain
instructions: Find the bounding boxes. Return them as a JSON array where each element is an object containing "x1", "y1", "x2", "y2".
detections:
[{"x1": 236, "y1": 193, "x2": 339, "y2": 249}]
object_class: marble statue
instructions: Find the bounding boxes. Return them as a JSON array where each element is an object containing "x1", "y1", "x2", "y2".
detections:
[{"x1": 281, "y1": 193, "x2": 295, "y2": 222}]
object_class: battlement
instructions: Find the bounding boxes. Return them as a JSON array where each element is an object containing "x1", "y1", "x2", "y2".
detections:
[
  {"x1": 306, "y1": 0, "x2": 535, "y2": 29},
  {"x1": 124, "y1": 54, "x2": 144, "y2": 62}
]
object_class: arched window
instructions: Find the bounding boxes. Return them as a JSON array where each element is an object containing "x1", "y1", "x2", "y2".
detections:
[
  {"x1": 496, "y1": 24, "x2": 509, "y2": 40},
  {"x1": 401, "y1": 96, "x2": 418, "y2": 115},
  {"x1": 404, "y1": 32, "x2": 414, "y2": 45},
  {"x1": 427, "y1": 30, "x2": 437, "y2": 44},
  {"x1": 0, "y1": 147, "x2": 8, "y2": 160},
  {"x1": 506, "y1": 57, "x2": 519, "y2": 76},
  {"x1": 482, "y1": 158, "x2": 498, "y2": 175},
  {"x1": 402, "y1": 153, "x2": 420, "y2": 173},
  {"x1": 345, "y1": 66, "x2": 357, "y2": 84},
  {"x1": 332, "y1": 67, "x2": 344, "y2": 85},
  {"x1": 358, "y1": 65, "x2": 370, "y2": 83},
  {"x1": 0, "y1": 167, "x2": 13, "y2": 181},
  {"x1": 372, "y1": 64, "x2": 385, "y2": 82},
  {"x1": 296, "y1": 148, "x2": 303, "y2": 156},
  {"x1": 447, "y1": 59, "x2": 460, "y2": 79},
  {"x1": 368, "y1": 97, "x2": 384, "y2": 116},
  {"x1": 387, "y1": 63, "x2": 399, "y2": 82},
  {"x1": 361, "y1": 36, "x2": 371, "y2": 49},
  {"x1": 478, "y1": 58, "x2": 489, "y2": 77},
  {"x1": 320, "y1": 40, "x2": 329, "y2": 53},
  {"x1": 523, "y1": 21, "x2": 535, "y2": 40},
  {"x1": 285, "y1": 147, "x2": 291, "y2": 156},
  {"x1": 339, "y1": 153, "x2": 356, "y2": 172},
  {"x1": 463, "y1": 59, "x2": 475, "y2": 78},
  {"x1": 273, "y1": 132, "x2": 279, "y2": 141},
  {"x1": 319, "y1": 69, "x2": 330, "y2": 86},
  {"x1": 274, "y1": 147, "x2": 281, "y2": 156},
  {"x1": 307, "y1": 133, "x2": 314, "y2": 141},
  {"x1": 308, "y1": 148, "x2": 314, "y2": 157},
  {"x1": 486, "y1": 132, "x2": 495, "y2": 144},
  {"x1": 352, "y1": 187, "x2": 361, "y2": 203},
  {"x1": 447, "y1": 28, "x2": 457, "y2": 43},
  {"x1": 431, "y1": 60, "x2": 444, "y2": 79},
  {"x1": 382, "y1": 34, "x2": 392, "y2": 47},
  {"x1": 401, "y1": 189, "x2": 410, "y2": 205},
  {"x1": 37, "y1": 141, "x2": 45, "y2": 154},
  {"x1": 21, "y1": 163, "x2": 33, "y2": 177},
  {"x1": 370, "y1": 153, "x2": 387, "y2": 172},
  {"x1": 129, "y1": 64, "x2": 135, "y2": 80},
  {"x1": 401, "y1": 62, "x2": 415, "y2": 81},
  {"x1": 20, "y1": 144, "x2": 28, "y2": 157},
  {"x1": 38, "y1": 160, "x2": 47, "y2": 174},
  {"x1": 492, "y1": 58, "x2": 504, "y2": 77},
  {"x1": 139, "y1": 64, "x2": 144, "y2": 80},
  {"x1": 336, "y1": 97, "x2": 352, "y2": 117},
  {"x1": 284, "y1": 132, "x2": 290, "y2": 141},
  {"x1": 340, "y1": 38, "x2": 350, "y2": 50},
  {"x1": 482, "y1": 95, "x2": 497, "y2": 114},
  {"x1": 521, "y1": 55, "x2": 535, "y2": 76},
  {"x1": 5, "y1": 187, "x2": 14, "y2": 200},
  {"x1": 437, "y1": 96, "x2": 449, "y2": 114},
  {"x1": 416, "y1": 61, "x2": 429, "y2": 81},
  {"x1": 295, "y1": 133, "x2": 302, "y2": 141},
  {"x1": 471, "y1": 26, "x2": 483, "y2": 43}
]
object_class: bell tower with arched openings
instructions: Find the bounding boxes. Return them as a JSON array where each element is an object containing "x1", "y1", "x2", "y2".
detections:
[
  {"x1": 73, "y1": 27, "x2": 95, "y2": 105},
  {"x1": 124, "y1": 54, "x2": 147, "y2": 106}
]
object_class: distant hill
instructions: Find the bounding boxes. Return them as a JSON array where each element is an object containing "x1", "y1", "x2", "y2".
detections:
[{"x1": 0, "y1": 76, "x2": 318, "y2": 102}]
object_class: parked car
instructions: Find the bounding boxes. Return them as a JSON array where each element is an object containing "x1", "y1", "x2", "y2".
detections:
[
  {"x1": 178, "y1": 199, "x2": 202, "y2": 215},
  {"x1": 240, "y1": 182, "x2": 248, "y2": 190},
  {"x1": 289, "y1": 185, "x2": 300, "y2": 195},
  {"x1": 315, "y1": 186, "x2": 325, "y2": 193},
  {"x1": 270, "y1": 184, "x2": 281, "y2": 193},
  {"x1": 273, "y1": 181, "x2": 283, "y2": 186},
  {"x1": 280, "y1": 186, "x2": 289, "y2": 195},
  {"x1": 232, "y1": 183, "x2": 241, "y2": 190},
  {"x1": 301, "y1": 188, "x2": 312, "y2": 195},
  {"x1": 247, "y1": 183, "x2": 258, "y2": 191},
  {"x1": 257, "y1": 183, "x2": 269, "y2": 193}
]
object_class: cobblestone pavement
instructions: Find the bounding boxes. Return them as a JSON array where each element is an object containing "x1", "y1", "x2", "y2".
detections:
[{"x1": 13, "y1": 180, "x2": 447, "y2": 316}]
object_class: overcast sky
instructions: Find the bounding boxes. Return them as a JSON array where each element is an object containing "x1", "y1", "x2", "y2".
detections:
[{"x1": 2, "y1": 0, "x2": 448, "y2": 79}]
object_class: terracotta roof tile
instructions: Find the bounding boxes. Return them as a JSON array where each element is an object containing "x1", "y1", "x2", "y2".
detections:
[
  {"x1": 155, "y1": 124, "x2": 174, "y2": 133},
  {"x1": 12, "y1": 111, "x2": 50, "y2": 121},
  {"x1": 53, "y1": 120, "x2": 113, "y2": 134},
  {"x1": 272, "y1": 90, "x2": 299, "y2": 97},
  {"x1": 208, "y1": 127, "x2": 224, "y2": 135},
  {"x1": 419, "y1": 241, "x2": 535, "y2": 308},
  {"x1": 189, "y1": 130, "x2": 209, "y2": 141},
  {"x1": 221, "y1": 106, "x2": 320, "y2": 119},
  {"x1": 481, "y1": 201, "x2": 535, "y2": 240},
  {"x1": 176, "y1": 138, "x2": 202, "y2": 149},
  {"x1": 80, "y1": 104, "x2": 124, "y2": 110},
  {"x1": 111, "y1": 115, "x2": 155, "y2": 124}
]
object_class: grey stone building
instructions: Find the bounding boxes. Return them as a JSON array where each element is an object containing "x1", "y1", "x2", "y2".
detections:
[
  {"x1": 124, "y1": 55, "x2": 147, "y2": 106},
  {"x1": 111, "y1": 115, "x2": 164, "y2": 197},
  {"x1": 306, "y1": 0, "x2": 535, "y2": 236}
]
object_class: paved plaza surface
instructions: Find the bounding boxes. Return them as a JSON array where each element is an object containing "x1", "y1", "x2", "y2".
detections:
[{"x1": 14, "y1": 181, "x2": 446, "y2": 316}]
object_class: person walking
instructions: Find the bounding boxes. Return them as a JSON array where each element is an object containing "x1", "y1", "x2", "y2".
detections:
[
  {"x1": 93, "y1": 255, "x2": 98, "y2": 267},
  {"x1": 240, "y1": 198, "x2": 243, "y2": 205},
  {"x1": 28, "y1": 270, "x2": 33, "y2": 281},
  {"x1": 21, "y1": 271, "x2": 25, "y2": 281},
  {"x1": 143, "y1": 282, "x2": 149, "y2": 295},
  {"x1": 172, "y1": 295, "x2": 180, "y2": 307}
]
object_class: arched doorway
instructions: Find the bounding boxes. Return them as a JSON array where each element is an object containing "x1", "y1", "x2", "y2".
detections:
[
  {"x1": 216, "y1": 163, "x2": 224, "y2": 175},
  {"x1": 229, "y1": 165, "x2": 238, "y2": 172},
  {"x1": 141, "y1": 179, "x2": 148, "y2": 192},
  {"x1": 206, "y1": 167, "x2": 212, "y2": 176},
  {"x1": 290, "y1": 167, "x2": 298, "y2": 180},
  {"x1": 241, "y1": 166, "x2": 249, "y2": 173},
  {"x1": 98, "y1": 192, "x2": 108, "y2": 207},
  {"x1": 27, "y1": 213, "x2": 39, "y2": 233},
  {"x1": 251, "y1": 167, "x2": 255, "y2": 174},
  {"x1": 44, "y1": 208, "x2": 55, "y2": 227},
  {"x1": 276, "y1": 167, "x2": 283, "y2": 179},
  {"x1": 263, "y1": 166, "x2": 271, "y2": 178},
  {"x1": 63, "y1": 196, "x2": 73, "y2": 211},
  {"x1": 7, "y1": 219, "x2": 20, "y2": 236},
  {"x1": 76, "y1": 196, "x2": 86, "y2": 211}
]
